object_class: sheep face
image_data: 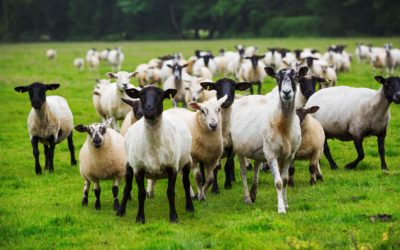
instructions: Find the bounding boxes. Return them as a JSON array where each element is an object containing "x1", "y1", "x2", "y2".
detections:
[
  {"x1": 185, "y1": 83, "x2": 203, "y2": 102},
  {"x1": 75, "y1": 119, "x2": 112, "y2": 148},
  {"x1": 235, "y1": 45, "x2": 245, "y2": 57},
  {"x1": 265, "y1": 66, "x2": 308, "y2": 103},
  {"x1": 167, "y1": 63, "x2": 188, "y2": 82},
  {"x1": 107, "y1": 71, "x2": 136, "y2": 92},
  {"x1": 121, "y1": 98, "x2": 143, "y2": 120},
  {"x1": 190, "y1": 95, "x2": 227, "y2": 131},
  {"x1": 299, "y1": 75, "x2": 326, "y2": 99},
  {"x1": 245, "y1": 55, "x2": 265, "y2": 70},
  {"x1": 296, "y1": 106, "x2": 319, "y2": 124},
  {"x1": 200, "y1": 79, "x2": 251, "y2": 108},
  {"x1": 125, "y1": 86, "x2": 177, "y2": 121},
  {"x1": 375, "y1": 76, "x2": 400, "y2": 104},
  {"x1": 14, "y1": 82, "x2": 60, "y2": 109},
  {"x1": 201, "y1": 55, "x2": 214, "y2": 67}
]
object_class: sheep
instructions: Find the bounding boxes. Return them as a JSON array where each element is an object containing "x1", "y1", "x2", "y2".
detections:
[
  {"x1": 384, "y1": 43, "x2": 400, "y2": 75},
  {"x1": 100, "y1": 48, "x2": 110, "y2": 61},
  {"x1": 148, "y1": 58, "x2": 163, "y2": 69},
  {"x1": 116, "y1": 86, "x2": 194, "y2": 223},
  {"x1": 164, "y1": 95, "x2": 228, "y2": 201},
  {"x1": 214, "y1": 51, "x2": 228, "y2": 75},
  {"x1": 238, "y1": 55, "x2": 266, "y2": 94},
  {"x1": 244, "y1": 46, "x2": 258, "y2": 57},
  {"x1": 224, "y1": 46, "x2": 246, "y2": 77},
  {"x1": 107, "y1": 48, "x2": 125, "y2": 72},
  {"x1": 159, "y1": 53, "x2": 184, "y2": 82},
  {"x1": 134, "y1": 64, "x2": 150, "y2": 87},
  {"x1": 184, "y1": 76, "x2": 215, "y2": 104},
  {"x1": 75, "y1": 118, "x2": 126, "y2": 210},
  {"x1": 46, "y1": 49, "x2": 57, "y2": 60},
  {"x1": 73, "y1": 58, "x2": 84, "y2": 70},
  {"x1": 305, "y1": 76, "x2": 400, "y2": 170},
  {"x1": 93, "y1": 71, "x2": 136, "y2": 130},
  {"x1": 14, "y1": 82, "x2": 77, "y2": 175},
  {"x1": 230, "y1": 67, "x2": 308, "y2": 213},
  {"x1": 193, "y1": 53, "x2": 217, "y2": 75},
  {"x1": 119, "y1": 98, "x2": 143, "y2": 136},
  {"x1": 288, "y1": 106, "x2": 325, "y2": 187},
  {"x1": 355, "y1": 43, "x2": 372, "y2": 64},
  {"x1": 86, "y1": 48, "x2": 97, "y2": 63},
  {"x1": 263, "y1": 48, "x2": 280, "y2": 68},
  {"x1": 319, "y1": 64, "x2": 337, "y2": 88},
  {"x1": 87, "y1": 55, "x2": 100, "y2": 71},
  {"x1": 200, "y1": 79, "x2": 252, "y2": 193},
  {"x1": 163, "y1": 63, "x2": 190, "y2": 107}
]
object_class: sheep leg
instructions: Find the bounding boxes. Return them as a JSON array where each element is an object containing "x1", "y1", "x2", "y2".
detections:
[
  {"x1": 345, "y1": 138, "x2": 364, "y2": 170},
  {"x1": 200, "y1": 162, "x2": 206, "y2": 185},
  {"x1": 211, "y1": 163, "x2": 221, "y2": 194},
  {"x1": 323, "y1": 139, "x2": 338, "y2": 170},
  {"x1": 309, "y1": 161, "x2": 317, "y2": 185},
  {"x1": 246, "y1": 158, "x2": 253, "y2": 171},
  {"x1": 135, "y1": 170, "x2": 146, "y2": 224},
  {"x1": 146, "y1": 179, "x2": 155, "y2": 198},
  {"x1": 201, "y1": 164, "x2": 216, "y2": 198},
  {"x1": 224, "y1": 147, "x2": 236, "y2": 189},
  {"x1": 93, "y1": 181, "x2": 101, "y2": 210},
  {"x1": 377, "y1": 131, "x2": 388, "y2": 170},
  {"x1": 112, "y1": 179, "x2": 120, "y2": 211},
  {"x1": 67, "y1": 132, "x2": 77, "y2": 166},
  {"x1": 249, "y1": 84, "x2": 254, "y2": 95},
  {"x1": 193, "y1": 161, "x2": 205, "y2": 201},
  {"x1": 257, "y1": 81, "x2": 262, "y2": 94},
  {"x1": 48, "y1": 137, "x2": 56, "y2": 173},
  {"x1": 269, "y1": 158, "x2": 285, "y2": 213},
  {"x1": 116, "y1": 164, "x2": 133, "y2": 217},
  {"x1": 31, "y1": 136, "x2": 42, "y2": 175},
  {"x1": 166, "y1": 168, "x2": 178, "y2": 223},
  {"x1": 250, "y1": 161, "x2": 261, "y2": 203},
  {"x1": 281, "y1": 160, "x2": 290, "y2": 209},
  {"x1": 82, "y1": 179, "x2": 90, "y2": 206},
  {"x1": 182, "y1": 164, "x2": 194, "y2": 212},
  {"x1": 316, "y1": 161, "x2": 324, "y2": 181},
  {"x1": 238, "y1": 155, "x2": 252, "y2": 204},
  {"x1": 288, "y1": 162, "x2": 295, "y2": 187},
  {"x1": 44, "y1": 145, "x2": 50, "y2": 170}
]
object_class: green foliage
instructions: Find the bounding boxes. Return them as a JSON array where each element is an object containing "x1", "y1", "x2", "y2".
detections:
[{"x1": 0, "y1": 38, "x2": 400, "y2": 249}]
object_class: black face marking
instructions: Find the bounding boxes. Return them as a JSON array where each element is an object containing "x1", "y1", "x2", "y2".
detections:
[
  {"x1": 299, "y1": 76, "x2": 325, "y2": 99},
  {"x1": 375, "y1": 76, "x2": 400, "y2": 104},
  {"x1": 14, "y1": 82, "x2": 60, "y2": 109},
  {"x1": 246, "y1": 55, "x2": 265, "y2": 69}
]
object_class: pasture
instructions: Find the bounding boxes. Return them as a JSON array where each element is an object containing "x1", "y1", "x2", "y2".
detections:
[{"x1": 1, "y1": 38, "x2": 400, "y2": 249}]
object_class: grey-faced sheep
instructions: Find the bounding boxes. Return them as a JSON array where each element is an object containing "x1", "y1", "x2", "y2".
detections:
[{"x1": 119, "y1": 98, "x2": 143, "y2": 136}]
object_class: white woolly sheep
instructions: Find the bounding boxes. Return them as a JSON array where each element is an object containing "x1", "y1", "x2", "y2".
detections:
[
  {"x1": 384, "y1": 43, "x2": 400, "y2": 75},
  {"x1": 46, "y1": 49, "x2": 57, "y2": 60},
  {"x1": 305, "y1": 76, "x2": 400, "y2": 171},
  {"x1": 73, "y1": 58, "x2": 84, "y2": 70},
  {"x1": 75, "y1": 118, "x2": 126, "y2": 210},
  {"x1": 14, "y1": 82, "x2": 76, "y2": 175},
  {"x1": 116, "y1": 86, "x2": 194, "y2": 224},
  {"x1": 184, "y1": 76, "x2": 215, "y2": 104},
  {"x1": 163, "y1": 63, "x2": 190, "y2": 107},
  {"x1": 238, "y1": 55, "x2": 266, "y2": 94},
  {"x1": 108, "y1": 48, "x2": 125, "y2": 72},
  {"x1": 100, "y1": 48, "x2": 110, "y2": 61}
]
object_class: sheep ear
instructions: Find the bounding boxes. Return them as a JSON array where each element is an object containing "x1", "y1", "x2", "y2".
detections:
[
  {"x1": 46, "y1": 83, "x2": 60, "y2": 91},
  {"x1": 104, "y1": 118, "x2": 113, "y2": 128},
  {"x1": 306, "y1": 106, "x2": 319, "y2": 114},
  {"x1": 130, "y1": 72, "x2": 138, "y2": 78},
  {"x1": 107, "y1": 72, "x2": 117, "y2": 78},
  {"x1": 200, "y1": 82, "x2": 216, "y2": 91},
  {"x1": 375, "y1": 76, "x2": 386, "y2": 85},
  {"x1": 295, "y1": 108, "x2": 307, "y2": 122},
  {"x1": 236, "y1": 82, "x2": 252, "y2": 91},
  {"x1": 14, "y1": 85, "x2": 30, "y2": 93},
  {"x1": 125, "y1": 88, "x2": 141, "y2": 99},
  {"x1": 244, "y1": 57, "x2": 251, "y2": 60},
  {"x1": 166, "y1": 64, "x2": 173, "y2": 69},
  {"x1": 218, "y1": 95, "x2": 228, "y2": 106},
  {"x1": 182, "y1": 63, "x2": 189, "y2": 68},
  {"x1": 75, "y1": 125, "x2": 88, "y2": 133},
  {"x1": 259, "y1": 55, "x2": 266, "y2": 59},
  {"x1": 95, "y1": 78, "x2": 100, "y2": 83},
  {"x1": 164, "y1": 89, "x2": 177, "y2": 100},
  {"x1": 121, "y1": 98, "x2": 136, "y2": 107},
  {"x1": 298, "y1": 66, "x2": 309, "y2": 78},
  {"x1": 189, "y1": 102, "x2": 201, "y2": 111},
  {"x1": 264, "y1": 67, "x2": 278, "y2": 79}
]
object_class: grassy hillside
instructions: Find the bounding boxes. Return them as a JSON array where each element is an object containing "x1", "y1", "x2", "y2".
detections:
[{"x1": 0, "y1": 38, "x2": 399, "y2": 249}]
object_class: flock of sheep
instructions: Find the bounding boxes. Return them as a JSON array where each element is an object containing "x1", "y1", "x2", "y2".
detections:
[{"x1": 16, "y1": 43, "x2": 400, "y2": 224}]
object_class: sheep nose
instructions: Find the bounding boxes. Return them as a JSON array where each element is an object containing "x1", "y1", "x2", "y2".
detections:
[
  {"x1": 283, "y1": 90, "x2": 291, "y2": 95},
  {"x1": 210, "y1": 123, "x2": 217, "y2": 131}
]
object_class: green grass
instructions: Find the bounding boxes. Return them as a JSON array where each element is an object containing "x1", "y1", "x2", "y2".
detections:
[{"x1": 1, "y1": 38, "x2": 400, "y2": 249}]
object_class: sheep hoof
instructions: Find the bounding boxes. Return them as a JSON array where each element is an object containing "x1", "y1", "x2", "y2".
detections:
[
  {"x1": 169, "y1": 213, "x2": 178, "y2": 223},
  {"x1": 82, "y1": 197, "x2": 88, "y2": 207},
  {"x1": 146, "y1": 191, "x2": 154, "y2": 199},
  {"x1": 224, "y1": 182, "x2": 232, "y2": 190},
  {"x1": 116, "y1": 208, "x2": 125, "y2": 217},
  {"x1": 250, "y1": 186, "x2": 257, "y2": 203},
  {"x1": 345, "y1": 163, "x2": 357, "y2": 170},
  {"x1": 288, "y1": 179, "x2": 294, "y2": 187},
  {"x1": 35, "y1": 169, "x2": 42, "y2": 176},
  {"x1": 186, "y1": 203, "x2": 194, "y2": 212},
  {"x1": 278, "y1": 208, "x2": 286, "y2": 214},
  {"x1": 71, "y1": 159, "x2": 77, "y2": 166},
  {"x1": 309, "y1": 178, "x2": 316, "y2": 185},
  {"x1": 199, "y1": 196, "x2": 206, "y2": 202},
  {"x1": 94, "y1": 201, "x2": 101, "y2": 210},
  {"x1": 316, "y1": 174, "x2": 324, "y2": 182},
  {"x1": 136, "y1": 214, "x2": 145, "y2": 224},
  {"x1": 211, "y1": 186, "x2": 219, "y2": 194},
  {"x1": 330, "y1": 163, "x2": 338, "y2": 170},
  {"x1": 244, "y1": 197, "x2": 252, "y2": 204},
  {"x1": 113, "y1": 201, "x2": 120, "y2": 211},
  {"x1": 246, "y1": 163, "x2": 253, "y2": 171}
]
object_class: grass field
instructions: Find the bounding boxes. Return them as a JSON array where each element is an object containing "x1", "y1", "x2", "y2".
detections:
[{"x1": 1, "y1": 38, "x2": 400, "y2": 249}]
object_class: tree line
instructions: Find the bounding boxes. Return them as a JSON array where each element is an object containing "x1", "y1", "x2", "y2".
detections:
[{"x1": 0, "y1": 0, "x2": 399, "y2": 42}]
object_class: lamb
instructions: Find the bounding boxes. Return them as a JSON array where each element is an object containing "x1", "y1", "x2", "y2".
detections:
[
  {"x1": 92, "y1": 71, "x2": 136, "y2": 130},
  {"x1": 107, "y1": 48, "x2": 125, "y2": 72},
  {"x1": 230, "y1": 66, "x2": 308, "y2": 213},
  {"x1": 164, "y1": 96, "x2": 228, "y2": 200},
  {"x1": 116, "y1": 86, "x2": 194, "y2": 223},
  {"x1": 238, "y1": 55, "x2": 266, "y2": 94},
  {"x1": 163, "y1": 63, "x2": 190, "y2": 107},
  {"x1": 305, "y1": 76, "x2": 400, "y2": 170},
  {"x1": 14, "y1": 82, "x2": 77, "y2": 175},
  {"x1": 200, "y1": 79, "x2": 252, "y2": 193},
  {"x1": 288, "y1": 106, "x2": 325, "y2": 186},
  {"x1": 119, "y1": 98, "x2": 143, "y2": 136},
  {"x1": 75, "y1": 118, "x2": 126, "y2": 210},
  {"x1": 184, "y1": 76, "x2": 215, "y2": 104},
  {"x1": 73, "y1": 58, "x2": 84, "y2": 70},
  {"x1": 46, "y1": 49, "x2": 57, "y2": 60}
]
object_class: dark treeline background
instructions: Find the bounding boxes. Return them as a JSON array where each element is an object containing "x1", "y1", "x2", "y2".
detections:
[{"x1": 1, "y1": 0, "x2": 399, "y2": 42}]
